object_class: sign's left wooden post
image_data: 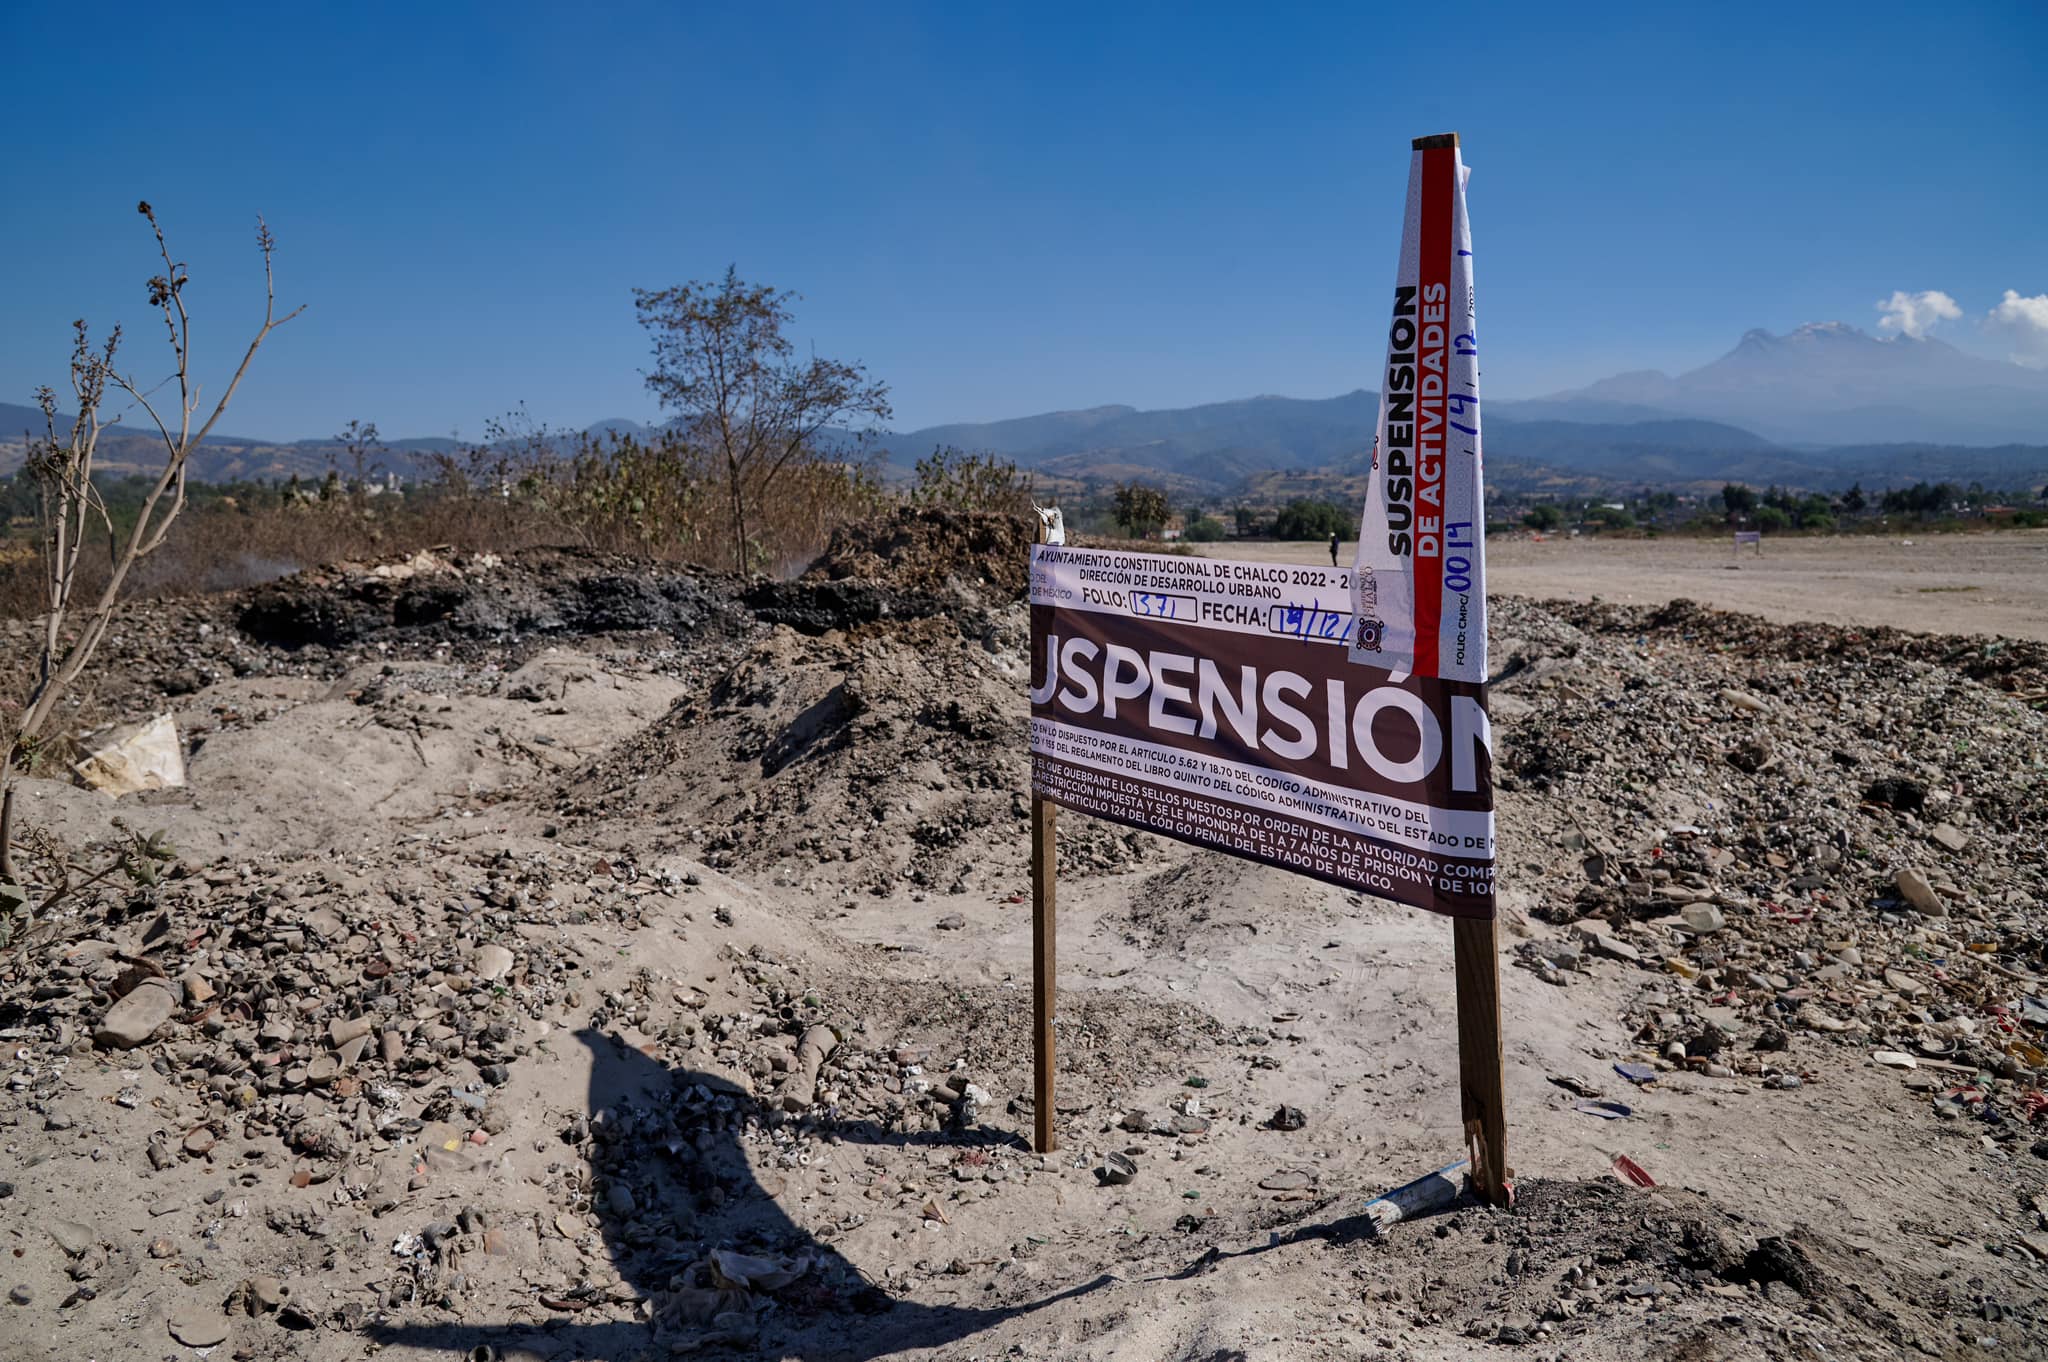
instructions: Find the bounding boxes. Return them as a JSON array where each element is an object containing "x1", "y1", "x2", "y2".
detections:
[
  {"x1": 1031, "y1": 794, "x2": 1057, "y2": 1152},
  {"x1": 1029, "y1": 526, "x2": 1058, "y2": 1154}
]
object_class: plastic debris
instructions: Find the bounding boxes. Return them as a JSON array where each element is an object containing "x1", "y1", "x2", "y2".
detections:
[
  {"x1": 1611, "y1": 1154, "x2": 1657, "y2": 1188},
  {"x1": 74, "y1": 714, "x2": 185, "y2": 796},
  {"x1": 1363, "y1": 1159, "x2": 1467, "y2": 1235}
]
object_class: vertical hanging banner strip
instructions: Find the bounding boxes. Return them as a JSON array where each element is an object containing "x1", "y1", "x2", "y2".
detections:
[{"x1": 1352, "y1": 133, "x2": 1486, "y2": 686}]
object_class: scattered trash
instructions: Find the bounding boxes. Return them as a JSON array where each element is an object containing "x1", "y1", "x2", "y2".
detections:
[
  {"x1": 1267, "y1": 1104, "x2": 1307, "y2": 1131},
  {"x1": 1871, "y1": 1050, "x2": 1918, "y2": 1070},
  {"x1": 781, "y1": 1023, "x2": 841, "y2": 1110},
  {"x1": 1363, "y1": 1160, "x2": 1467, "y2": 1235},
  {"x1": 75, "y1": 714, "x2": 185, "y2": 796},
  {"x1": 1611, "y1": 1154, "x2": 1657, "y2": 1188},
  {"x1": 1613, "y1": 1062, "x2": 1658, "y2": 1086},
  {"x1": 708, "y1": 1248, "x2": 809, "y2": 1291},
  {"x1": 1095, "y1": 1153, "x2": 1137, "y2": 1186},
  {"x1": 1574, "y1": 1099, "x2": 1633, "y2": 1120}
]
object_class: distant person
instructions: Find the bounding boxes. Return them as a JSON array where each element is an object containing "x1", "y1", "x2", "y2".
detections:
[{"x1": 1329, "y1": 531, "x2": 1340, "y2": 567}]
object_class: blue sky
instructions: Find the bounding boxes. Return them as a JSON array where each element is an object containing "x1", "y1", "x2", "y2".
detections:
[{"x1": 4, "y1": 1, "x2": 2043, "y2": 439}]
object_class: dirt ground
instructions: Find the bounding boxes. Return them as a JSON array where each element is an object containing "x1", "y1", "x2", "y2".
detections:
[
  {"x1": 1, "y1": 515, "x2": 2044, "y2": 1362},
  {"x1": 1202, "y1": 530, "x2": 2048, "y2": 643}
]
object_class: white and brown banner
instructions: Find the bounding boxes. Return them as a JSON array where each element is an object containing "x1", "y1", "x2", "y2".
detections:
[
  {"x1": 1352, "y1": 132, "x2": 1487, "y2": 685},
  {"x1": 1028, "y1": 546, "x2": 1495, "y2": 919}
]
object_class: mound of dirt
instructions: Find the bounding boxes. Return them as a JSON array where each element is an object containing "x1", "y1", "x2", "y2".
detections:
[
  {"x1": 801, "y1": 507, "x2": 1035, "y2": 598},
  {"x1": 235, "y1": 547, "x2": 744, "y2": 654},
  {"x1": 556, "y1": 607, "x2": 1162, "y2": 895},
  {"x1": 1315, "y1": 1176, "x2": 1948, "y2": 1357},
  {"x1": 1561, "y1": 594, "x2": 2048, "y2": 697}
]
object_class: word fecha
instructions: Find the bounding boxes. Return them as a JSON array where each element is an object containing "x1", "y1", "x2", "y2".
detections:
[{"x1": 1029, "y1": 632, "x2": 1491, "y2": 796}]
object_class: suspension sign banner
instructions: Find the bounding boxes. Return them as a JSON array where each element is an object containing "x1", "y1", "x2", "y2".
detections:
[
  {"x1": 1351, "y1": 134, "x2": 1487, "y2": 686},
  {"x1": 1027, "y1": 547, "x2": 1495, "y2": 919}
]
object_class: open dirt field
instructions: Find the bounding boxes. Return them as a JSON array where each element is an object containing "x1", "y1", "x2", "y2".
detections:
[
  {"x1": 1202, "y1": 530, "x2": 2048, "y2": 643},
  {"x1": 2, "y1": 513, "x2": 2045, "y2": 1362}
]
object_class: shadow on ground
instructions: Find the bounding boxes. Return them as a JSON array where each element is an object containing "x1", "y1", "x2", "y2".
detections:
[{"x1": 370, "y1": 1029, "x2": 1107, "y2": 1360}]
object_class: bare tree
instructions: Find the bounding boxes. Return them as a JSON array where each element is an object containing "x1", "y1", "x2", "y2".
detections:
[
  {"x1": 633, "y1": 267, "x2": 890, "y2": 574},
  {"x1": 1, "y1": 203, "x2": 302, "y2": 886},
  {"x1": 334, "y1": 418, "x2": 385, "y2": 500}
]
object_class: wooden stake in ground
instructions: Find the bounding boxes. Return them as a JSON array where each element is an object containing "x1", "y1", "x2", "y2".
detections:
[
  {"x1": 1453, "y1": 915, "x2": 1509, "y2": 1205},
  {"x1": 1030, "y1": 513, "x2": 1059, "y2": 1155},
  {"x1": 1031, "y1": 794, "x2": 1057, "y2": 1153}
]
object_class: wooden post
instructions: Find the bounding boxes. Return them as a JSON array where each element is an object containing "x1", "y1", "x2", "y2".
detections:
[
  {"x1": 1453, "y1": 915, "x2": 1509, "y2": 1206},
  {"x1": 1031, "y1": 794, "x2": 1057, "y2": 1153},
  {"x1": 1029, "y1": 513, "x2": 1058, "y2": 1155}
]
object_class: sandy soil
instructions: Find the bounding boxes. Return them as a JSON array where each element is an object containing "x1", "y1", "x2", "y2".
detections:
[
  {"x1": 1, "y1": 521, "x2": 2043, "y2": 1362},
  {"x1": 1199, "y1": 530, "x2": 2048, "y2": 643}
]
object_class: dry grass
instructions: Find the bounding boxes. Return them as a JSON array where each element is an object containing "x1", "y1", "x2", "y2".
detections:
[{"x1": 0, "y1": 436, "x2": 890, "y2": 621}]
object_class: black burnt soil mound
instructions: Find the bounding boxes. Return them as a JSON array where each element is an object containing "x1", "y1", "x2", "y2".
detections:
[{"x1": 235, "y1": 547, "x2": 745, "y2": 652}]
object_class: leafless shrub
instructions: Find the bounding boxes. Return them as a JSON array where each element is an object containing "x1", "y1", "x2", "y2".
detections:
[{"x1": 1, "y1": 203, "x2": 301, "y2": 883}]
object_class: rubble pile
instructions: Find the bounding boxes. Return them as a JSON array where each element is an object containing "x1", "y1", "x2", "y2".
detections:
[
  {"x1": 3, "y1": 525, "x2": 2047, "y2": 1359},
  {"x1": 1335, "y1": 1177, "x2": 1951, "y2": 1357},
  {"x1": 799, "y1": 508, "x2": 1035, "y2": 600},
  {"x1": 558, "y1": 608, "x2": 1164, "y2": 897},
  {"x1": 1488, "y1": 595, "x2": 2048, "y2": 1149}
]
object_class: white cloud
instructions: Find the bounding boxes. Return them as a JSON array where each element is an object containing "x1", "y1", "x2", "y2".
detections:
[
  {"x1": 1875, "y1": 288, "x2": 1962, "y2": 339},
  {"x1": 1987, "y1": 289, "x2": 2048, "y2": 368}
]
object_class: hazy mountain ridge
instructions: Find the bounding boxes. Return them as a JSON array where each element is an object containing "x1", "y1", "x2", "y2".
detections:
[
  {"x1": 6, "y1": 321, "x2": 2046, "y2": 494},
  {"x1": 1534, "y1": 322, "x2": 2048, "y2": 445}
]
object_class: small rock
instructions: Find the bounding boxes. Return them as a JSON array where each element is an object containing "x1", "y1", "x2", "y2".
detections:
[
  {"x1": 94, "y1": 977, "x2": 178, "y2": 1050},
  {"x1": 1883, "y1": 968, "x2": 1929, "y2": 999},
  {"x1": 289, "y1": 1116, "x2": 349, "y2": 1161},
  {"x1": 48, "y1": 1222, "x2": 95, "y2": 1257},
  {"x1": 1680, "y1": 903, "x2": 1725, "y2": 935},
  {"x1": 934, "y1": 912, "x2": 966, "y2": 931},
  {"x1": 328, "y1": 1016, "x2": 374, "y2": 1048},
  {"x1": 1863, "y1": 777, "x2": 1927, "y2": 814},
  {"x1": 474, "y1": 943, "x2": 515, "y2": 981},
  {"x1": 1929, "y1": 823, "x2": 1969, "y2": 853},
  {"x1": 1267, "y1": 1104, "x2": 1307, "y2": 1131},
  {"x1": 9, "y1": 1286, "x2": 31, "y2": 1306},
  {"x1": 249, "y1": 1276, "x2": 289, "y2": 1313},
  {"x1": 1894, "y1": 868, "x2": 1944, "y2": 917},
  {"x1": 1577, "y1": 927, "x2": 1641, "y2": 963},
  {"x1": 167, "y1": 1307, "x2": 232, "y2": 1348}
]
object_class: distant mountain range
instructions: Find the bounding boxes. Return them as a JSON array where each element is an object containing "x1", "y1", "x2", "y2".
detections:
[
  {"x1": 5, "y1": 322, "x2": 2045, "y2": 495},
  {"x1": 1528, "y1": 321, "x2": 2048, "y2": 446}
]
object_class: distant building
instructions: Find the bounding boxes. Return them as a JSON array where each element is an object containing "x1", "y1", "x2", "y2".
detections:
[{"x1": 1158, "y1": 515, "x2": 1186, "y2": 541}]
